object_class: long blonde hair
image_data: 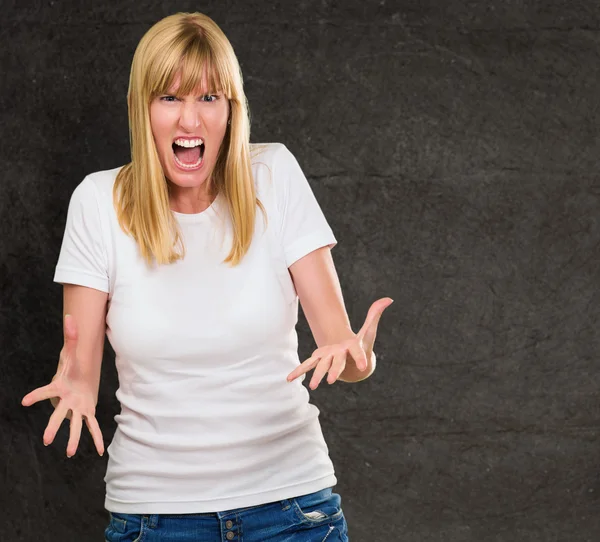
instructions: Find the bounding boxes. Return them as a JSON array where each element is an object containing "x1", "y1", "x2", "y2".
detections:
[{"x1": 113, "y1": 12, "x2": 264, "y2": 267}]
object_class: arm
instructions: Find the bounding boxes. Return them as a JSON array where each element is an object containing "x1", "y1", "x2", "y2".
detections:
[
  {"x1": 22, "y1": 176, "x2": 110, "y2": 457},
  {"x1": 288, "y1": 246, "x2": 375, "y2": 383},
  {"x1": 271, "y1": 145, "x2": 392, "y2": 386}
]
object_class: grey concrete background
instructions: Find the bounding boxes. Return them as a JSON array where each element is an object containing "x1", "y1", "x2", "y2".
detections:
[{"x1": 2, "y1": 0, "x2": 600, "y2": 540}]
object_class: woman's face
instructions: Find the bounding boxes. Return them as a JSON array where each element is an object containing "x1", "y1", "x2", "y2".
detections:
[{"x1": 149, "y1": 71, "x2": 229, "y2": 192}]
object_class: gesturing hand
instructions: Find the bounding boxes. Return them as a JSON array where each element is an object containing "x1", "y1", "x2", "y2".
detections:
[
  {"x1": 287, "y1": 297, "x2": 393, "y2": 389},
  {"x1": 21, "y1": 314, "x2": 105, "y2": 458}
]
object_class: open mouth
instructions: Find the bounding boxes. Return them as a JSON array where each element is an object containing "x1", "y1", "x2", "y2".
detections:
[{"x1": 172, "y1": 139, "x2": 205, "y2": 169}]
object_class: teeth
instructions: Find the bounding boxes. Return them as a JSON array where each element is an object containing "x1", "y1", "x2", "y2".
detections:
[{"x1": 173, "y1": 138, "x2": 204, "y2": 148}]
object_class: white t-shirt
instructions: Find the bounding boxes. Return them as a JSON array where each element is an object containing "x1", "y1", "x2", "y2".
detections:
[{"x1": 53, "y1": 143, "x2": 339, "y2": 514}]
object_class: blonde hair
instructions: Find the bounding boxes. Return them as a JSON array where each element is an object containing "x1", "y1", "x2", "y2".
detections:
[{"x1": 113, "y1": 12, "x2": 265, "y2": 267}]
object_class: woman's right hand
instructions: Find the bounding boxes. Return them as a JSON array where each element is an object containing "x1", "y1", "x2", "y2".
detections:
[{"x1": 21, "y1": 314, "x2": 105, "y2": 458}]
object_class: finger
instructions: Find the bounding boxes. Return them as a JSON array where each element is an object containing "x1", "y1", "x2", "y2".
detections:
[
  {"x1": 66, "y1": 412, "x2": 83, "y2": 458},
  {"x1": 348, "y1": 342, "x2": 368, "y2": 372},
  {"x1": 309, "y1": 355, "x2": 334, "y2": 390},
  {"x1": 287, "y1": 355, "x2": 320, "y2": 382},
  {"x1": 43, "y1": 401, "x2": 70, "y2": 446},
  {"x1": 358, "y1": 298, "x2": 394, "y2": 343},
  {"x1": 50, "y1": 396, "x2": 70, "y2": 419},
  {"x1": 327, "y1": 352, "x2": 347, "y2": 384},
  {"x1": 63, "y1": 313, "x2": 79, "y2": 360},
  {"x1": 22, "y1": 383, "x2": 58, "y2": 407},
  {"x1": 84, "y1": 414, "x2": 105, "y2": 456}
]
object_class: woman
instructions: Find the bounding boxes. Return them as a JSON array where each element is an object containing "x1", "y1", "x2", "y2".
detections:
[{"x1": 21, "y1": 12, "x2": 392, "y2": 541}]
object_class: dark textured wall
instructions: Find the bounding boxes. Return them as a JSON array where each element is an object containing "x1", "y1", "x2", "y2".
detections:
[{"x1": 2, "y1": 1, "x2": 600, "y2": 540}]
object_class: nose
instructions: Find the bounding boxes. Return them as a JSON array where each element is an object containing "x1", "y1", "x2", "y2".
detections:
[{"x1": 178, "y1": 101, "x2": 201, "y2": 131}]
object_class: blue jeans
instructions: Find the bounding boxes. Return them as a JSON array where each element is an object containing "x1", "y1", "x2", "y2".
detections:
[{"x1": 104, "y1": 488, "x2": 349, "y2": 541}]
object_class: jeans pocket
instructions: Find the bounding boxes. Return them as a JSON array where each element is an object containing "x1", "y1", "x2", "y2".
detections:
[
  {"x1": 292, "y1": 489, "x2": 344, "y2": 525},
  {"x1": 104, "y1": 512, "x2": 144, "y2": 542}
]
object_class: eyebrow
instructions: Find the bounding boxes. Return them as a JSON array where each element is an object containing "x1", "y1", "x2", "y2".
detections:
[{"x1": 164, "y1": 89, "x2": 221, "y2": 95}]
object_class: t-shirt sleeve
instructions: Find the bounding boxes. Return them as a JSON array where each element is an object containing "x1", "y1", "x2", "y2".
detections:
[
  {"x1": 272, "y1": 144, "x2": 337, "y2": 268},
  {"x1": 53, "y1": 177, "x2": 110, "y2": 293}
]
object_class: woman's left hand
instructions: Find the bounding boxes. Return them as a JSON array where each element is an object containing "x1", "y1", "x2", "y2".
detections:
[{"x1": 286, "y1": 297, "x2": 393, "y2": 389}]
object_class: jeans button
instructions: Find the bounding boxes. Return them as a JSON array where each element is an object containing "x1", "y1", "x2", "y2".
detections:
[
  {"x1": 226, "y1": 532, "x2": 235, "y2": 540},
  {"x1": 226, "y1": 520, "x2": 233, "y2": 529}
]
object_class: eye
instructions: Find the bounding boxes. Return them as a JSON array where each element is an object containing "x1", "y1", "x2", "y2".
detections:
[
  {"x1": 201, "y1": 95, "x2": 218, "y2": 103},
  {"x1": 160, "y1": 95, "x2": 178, "y2": 102}
]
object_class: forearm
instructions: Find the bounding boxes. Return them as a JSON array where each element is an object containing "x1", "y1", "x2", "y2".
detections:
[
  {"x1": 58, "y1": 342, "x2": 103, "y2": 385},
  {"x1": 60, "y1": 284, "x2": 108, "y2": 399}
]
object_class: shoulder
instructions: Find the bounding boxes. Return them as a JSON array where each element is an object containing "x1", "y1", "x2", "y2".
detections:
[
  {"x1": 71, "y1": 165, "x2": 125, "y2": 208},
  {"x1": 82, "y1": 165, "x2": 124, "y2": 196},
  {"x1": 249, "y1": 142, "x2": 304, "y2": 197},
  {"x1": 250, "y1": 142, "x2": 298, "y2": 170}
]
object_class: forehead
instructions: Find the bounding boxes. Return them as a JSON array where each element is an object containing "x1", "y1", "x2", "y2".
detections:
[{"x1": 164, "y1": 67, "x2": 219, "y2": 95}]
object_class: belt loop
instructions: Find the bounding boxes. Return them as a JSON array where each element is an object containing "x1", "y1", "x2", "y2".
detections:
[{"x1": 280, "y1": 498, "x2": 292, "y2": 511}]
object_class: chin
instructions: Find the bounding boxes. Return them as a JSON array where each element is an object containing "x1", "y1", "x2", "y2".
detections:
[{"x1": 168, "y1": 172, "x2": 209, "y2": 187}]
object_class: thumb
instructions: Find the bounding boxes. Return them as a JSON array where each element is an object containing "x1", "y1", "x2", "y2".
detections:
[
  {"x1": 358, "y1": 298, "x2": 394, "y2": 346},
  {"x1": 63, "y1": 314, "x2": 79, "y2": 358}
]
